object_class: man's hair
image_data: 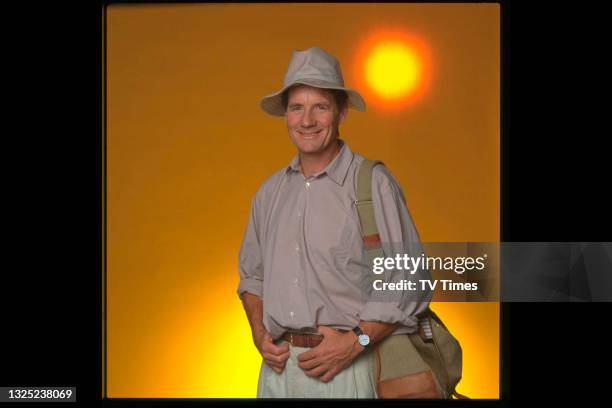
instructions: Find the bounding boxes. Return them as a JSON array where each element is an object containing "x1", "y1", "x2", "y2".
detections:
[{"x1": 281, "y1": 86, "x2": 349, "y2": 113}]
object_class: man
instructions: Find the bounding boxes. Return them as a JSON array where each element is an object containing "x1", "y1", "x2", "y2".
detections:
[{"x1": 237, "y1": 46, "x2": 431, "y2": 398}]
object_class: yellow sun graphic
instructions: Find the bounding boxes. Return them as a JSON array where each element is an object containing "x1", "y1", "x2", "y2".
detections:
[
  {"x1": 353, "y1": 29, "x2": 432, "y2": 110},
  {"x1": 365, "y1": 42, "x2": 422, "y2": 100}
]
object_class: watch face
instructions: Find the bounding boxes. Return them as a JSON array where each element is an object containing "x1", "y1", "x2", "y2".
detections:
[{"x1": 358, "y1": 334, "x2": 370, "y2": 346}]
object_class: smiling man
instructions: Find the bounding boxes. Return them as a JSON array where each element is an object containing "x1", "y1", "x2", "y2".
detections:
[{"x1": 237, "y1": 46, "x2": 430, "y2": 398}]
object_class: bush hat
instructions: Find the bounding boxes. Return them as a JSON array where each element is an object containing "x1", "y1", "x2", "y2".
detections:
[{"x1": 260, "y1": 46, "x2": 366, "y2": 116}]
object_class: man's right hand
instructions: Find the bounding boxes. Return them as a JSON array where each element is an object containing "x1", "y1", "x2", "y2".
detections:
[
  {"x1": 254, "y1": 329, "x2": 290, "y2": 374},
  {"x1": 240, "y1": 293, "x2": 290, "y2": 374}
]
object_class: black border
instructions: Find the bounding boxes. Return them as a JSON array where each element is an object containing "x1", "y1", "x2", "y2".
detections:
[{"x1": 103, "y1": 3, "x2": 108, "y2": 400}]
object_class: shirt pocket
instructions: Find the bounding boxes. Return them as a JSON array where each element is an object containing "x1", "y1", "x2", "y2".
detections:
[{"x1": 330, "y1": 214, "x2": 371, "y2": 290}]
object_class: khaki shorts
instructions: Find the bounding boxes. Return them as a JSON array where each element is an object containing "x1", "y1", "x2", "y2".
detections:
[{"x1": 257, "y1": 341, "x2": 377, "y2": 398}]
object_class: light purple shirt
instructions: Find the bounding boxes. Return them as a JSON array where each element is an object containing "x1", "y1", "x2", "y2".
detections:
[{"x1": 238, "y1": 140, "x2": 431, "y2": 339}]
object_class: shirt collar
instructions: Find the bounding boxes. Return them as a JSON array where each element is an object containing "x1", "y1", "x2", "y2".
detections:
[{"x1": 286, "y1": 139, "x2": 354, "y2": 186}]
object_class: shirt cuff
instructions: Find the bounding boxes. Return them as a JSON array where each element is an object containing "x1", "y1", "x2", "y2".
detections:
[
  {"x1": 357, "y1": 301, "x2": 420, "y2": 330},
  {"x1": 237, "y1": 277, "x2": 263, "y2": 298}
]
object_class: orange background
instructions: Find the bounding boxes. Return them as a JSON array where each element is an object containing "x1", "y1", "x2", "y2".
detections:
[{"x1": 106, "y1": 3, "x2": 500, "y2": 398}]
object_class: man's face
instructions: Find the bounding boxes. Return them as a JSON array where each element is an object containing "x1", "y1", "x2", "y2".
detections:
[{"x1": 285, "y1": 85, "x2": 348, "y2": 156}]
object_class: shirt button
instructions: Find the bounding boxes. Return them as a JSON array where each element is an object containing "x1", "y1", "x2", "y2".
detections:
[
  {"x1": 305, "y1": 181, "x2": 310, "y2": 188},
  {"x1": 290, "y1": 311, "x2": 295, "y2": 318},
  {"x1": 295, "y1": 245, "x2": 300, "y2": 252},
  {"x1": 294, "y1": 278, "x2": 299, "y2": 285}
]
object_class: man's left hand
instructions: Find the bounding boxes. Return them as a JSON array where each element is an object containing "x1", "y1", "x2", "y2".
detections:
[{"x1": 296, "y1": 326, "x2": 364, "y2": 383}]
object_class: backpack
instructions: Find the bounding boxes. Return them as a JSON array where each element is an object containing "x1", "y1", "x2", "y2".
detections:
[{"x1": 354, "y1": 159, "x2": 467, "y2": 399}]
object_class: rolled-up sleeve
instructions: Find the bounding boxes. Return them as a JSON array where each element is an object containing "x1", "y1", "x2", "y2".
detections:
[
  {"x1": 237, "y1": 194, "x2": 264, "y2": 299},
  {"x1": 357, "y1": 165, "x2": 432, "y2": 330}
]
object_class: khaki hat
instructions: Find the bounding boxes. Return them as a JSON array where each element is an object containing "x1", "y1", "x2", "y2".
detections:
[{"x1": 260, "y1": 46, "x2": 366, "y2": 116}]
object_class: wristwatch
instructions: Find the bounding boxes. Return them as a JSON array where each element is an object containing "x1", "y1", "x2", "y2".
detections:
[{"x1": 352, "y1": 326, "x2": 370, "y2": 347}]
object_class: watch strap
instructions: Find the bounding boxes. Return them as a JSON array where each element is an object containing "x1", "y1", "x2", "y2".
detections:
[{"x1": 352, "y1": 326, "x2": 364, "y2": 336}]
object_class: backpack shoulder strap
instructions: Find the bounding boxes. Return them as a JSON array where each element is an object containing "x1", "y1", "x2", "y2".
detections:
[
  {"x1": 355, "y1": 159, "x2": 384, "y2": 255},
  {"x1": 355, "y1": 158, "x2": 434, "y2": 314}
]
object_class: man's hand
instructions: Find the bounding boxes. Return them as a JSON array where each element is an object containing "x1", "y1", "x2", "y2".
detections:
[
  {"x1": 296, "y1": 326, "x2": 363, "y2": 382},
  {"x1": 240, "y1": 293, "x2": 290, "y2": 374},
  {"x1": 253, "y1": 328, "x2": 290, "y2": 374}
]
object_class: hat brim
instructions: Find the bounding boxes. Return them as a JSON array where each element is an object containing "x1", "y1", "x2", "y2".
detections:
[{"x1": 260, "y1": 78, "x2": 366, "y2": 116}]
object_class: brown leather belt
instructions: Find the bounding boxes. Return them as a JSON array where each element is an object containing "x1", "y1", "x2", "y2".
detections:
[
  {"x1": 280, "y1": 331, "x2": 324, "y2": 348},
  {"x1": 280, "y1": 328, "x2": 350, "y2": 348}
]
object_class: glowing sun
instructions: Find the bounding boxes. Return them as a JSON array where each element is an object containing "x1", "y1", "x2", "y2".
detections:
[
  {"x1": 354, "y1": 29, "x2": 432, "y2": 110},
  {"x1": 365, "y1": 42, "x2": 422, "y2": 100}
]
